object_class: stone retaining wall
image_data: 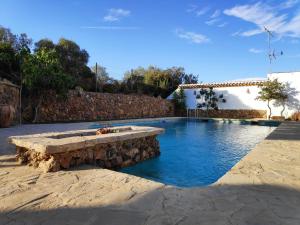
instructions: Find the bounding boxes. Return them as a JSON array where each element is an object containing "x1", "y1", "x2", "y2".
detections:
[
  {"x1": 0, "y1": 81, "x2": 20, "y2": 123},
  {"x1": 30, "y1": 90, "x2": 174, "y2": 123},
  {"x1": 16, "y1": 135, "x2": 160, "y2": 172},
  {"x1": 189, "y1": 109, "x2": 267, "y2": 119}
]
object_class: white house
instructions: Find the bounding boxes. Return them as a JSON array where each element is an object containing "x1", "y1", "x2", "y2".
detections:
[{"x1": 169, "y1": 72, "x2": 300, "y2": 118}]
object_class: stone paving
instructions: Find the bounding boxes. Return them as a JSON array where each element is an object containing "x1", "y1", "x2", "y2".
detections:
[{"x1": 1, "y1": 120, "x2": 300, "y2": 225}]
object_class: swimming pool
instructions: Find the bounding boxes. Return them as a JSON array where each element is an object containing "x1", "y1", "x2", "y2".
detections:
[{"x1": 93, "y1": 119, "x2": 276, "y2": 187}]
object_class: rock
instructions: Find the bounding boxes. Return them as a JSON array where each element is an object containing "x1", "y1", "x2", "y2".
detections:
[
  {"x1": 116, "y1": 156, "x2": 123, "y2": 164},
  {"x1": 142, "y1": 151, "x2": 149, "y2": 159},
  {"x1": 39, "y1": 156, "x2": 60, "y2": 172},
  {"x1": 127, "y1": 148, "x2": 139, "y2": 158},
  {"x1": 134, "y1": 155, "x2": 140, "y2": 162},
  {"x1": 94, "y1": 149, "x2": 107, "y2": 160},
  {"x1": 59, "y1": 155, "x2": 72, "y2": 169}
]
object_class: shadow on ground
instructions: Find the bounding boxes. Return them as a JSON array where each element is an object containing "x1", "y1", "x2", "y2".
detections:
[
  {"x1": 266, "y1": 121, "x2": 300, "y2": 140},
  {"x1": 1, "y1": 184, "x2": 300, "y2": 225}
]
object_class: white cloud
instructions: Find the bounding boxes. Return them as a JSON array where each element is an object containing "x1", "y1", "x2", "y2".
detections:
[
  {"x1": 205, "y1": 9, "x2": 222, "y2": 26},
  {"x1": 187, "y1": 4, "x2": 209, "y2": 16},
  {"x1": 205, "y1": 18, "x2": 219, "y2": 26},
  {"x1": 81, "y1": 26, "x2": 139, "y2": 30},
  {"x1": 224, "y1": 2, "x2": 300, "y2": 38},
  {"x1": 249, "y1": 48, "x2": 264, "y2": 53},
  {"x1": 175, "y1": 29, "x2": 210, "y2": 44},
  {"x1": 186, "y1": 4, "x2": 198, "y2": 13},
  {"x1": 280, "y1": 0, "x2": 300, "y2": 9},
  {"x1": 241, "y1": 29, "x2": 264, "y2": 37},
  {"x1": 231, "y1": 30, "x2": 241, "y2": 36},
  {"x1": 104, "y1": 8, "x2": 131, "y2": 22},
  {"x1": 218, "y1": 22, "x2": 227, "y2": 28},
  {"x1": 211, "y1": 10, "x2": 221, "y2": 18},
  {"x1": 196, "y1": 7, "x2": 210, "y2": 16}
]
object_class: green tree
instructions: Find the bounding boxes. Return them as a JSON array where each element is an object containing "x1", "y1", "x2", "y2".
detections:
[
  {"x1": 55, "y1": 38, "x2": 89, "y2": 77},
  {"x1": 123, "y1": 68, "x2": 146, "y2": 94},
  {"x1": 172, "y1": 88, "x2": 186, "y2": 115},
  {"x1": 182, "y1": 73, "x2": 198, "y2": 84},
  {"x1": 0, "y1": 26, "x2": 32, "y2": 84},
  {"x1": 22, "y1": 48, "x2": 74, "y2": 122},
  {"x1": 122, "y1": 66, "x2": 198, "y2": 98},
  {"x1": 256, "y1": 79, "x2": 286, "y2": 119},
  {"x1": 34, "y1": 39, "x2": 55, "y2": 52},
  {"x1": 34, "y1": 38, "x2": 94, "y2": 91},
  {"x1": 0, "y1": 26, "x2": 17, "y2": 46},
  {"x1": 196, "y1": 87, "x2": 226, "y2": 117},
  {"x1": 0, "y1": 43, "x2": 19, "y2": 82}
]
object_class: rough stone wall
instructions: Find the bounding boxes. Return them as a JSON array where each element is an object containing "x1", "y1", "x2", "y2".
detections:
[
  {"x1": 0, "y1": 81, "x2": 20, "y2": 122},
  {"x1": 34, "y1": 90, "x2": 174, "y2": 122},
  {"x1": 16, "y1": 135, "x2": 160, "y2": 172},
  {"x1": 188, "y1": 109, "x2": 267, "y2": 119}
]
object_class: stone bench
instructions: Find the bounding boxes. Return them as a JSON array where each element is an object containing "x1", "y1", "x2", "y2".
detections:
[{"x1": 8, "y1": 126, "x2": 164, "y2": 172}]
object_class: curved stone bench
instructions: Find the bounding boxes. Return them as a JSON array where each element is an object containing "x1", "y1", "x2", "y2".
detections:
[{"x1": 8, "y1": 126, "x2": 164, "y2": 172}]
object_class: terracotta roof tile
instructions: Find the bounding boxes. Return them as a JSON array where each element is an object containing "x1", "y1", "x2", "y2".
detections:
[{"x1": 179, "y1": 80, "x2": 266, "y2": 89}]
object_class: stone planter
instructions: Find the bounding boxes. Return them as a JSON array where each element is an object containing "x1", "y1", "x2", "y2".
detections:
[
  {"x1": 9, "y1": 126, "x2": 164, "y2": 172},
  {"x1": 0, "y1": 105, "x2": 15, "y2": 128}
]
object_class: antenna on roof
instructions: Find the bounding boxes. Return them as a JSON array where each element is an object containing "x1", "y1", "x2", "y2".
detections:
[
  {"x1": 264, "y1": 26, "x2": 274, "y2": 65},
  {"x1": 264, "y1": 26, "x2": 284, "y2": 72}
]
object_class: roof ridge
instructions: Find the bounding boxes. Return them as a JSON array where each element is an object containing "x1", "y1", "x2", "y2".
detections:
[{"x1": 179, "y1": 80, "x2": 266, "y2": 89}]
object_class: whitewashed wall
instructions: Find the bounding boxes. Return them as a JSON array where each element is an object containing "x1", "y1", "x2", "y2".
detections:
[
  {"x1": 168, "y1": 72, "x2": 300, "y2": 118},
  {"x1": 182, "y1": 86, "x2": 266, "y2": 110}
]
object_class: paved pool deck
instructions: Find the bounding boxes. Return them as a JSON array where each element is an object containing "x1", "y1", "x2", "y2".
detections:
[{"x1": 0, "y1": 119, "x2": 300, "y2": 225}]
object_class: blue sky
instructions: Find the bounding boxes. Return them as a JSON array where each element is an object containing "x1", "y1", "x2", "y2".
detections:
[{"x1": 1, "y1": 0, "x2": 300, "y2": 82}]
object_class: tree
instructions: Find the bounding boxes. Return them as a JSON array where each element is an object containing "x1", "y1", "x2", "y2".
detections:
[
  {"x1": 196, "y1": 87, "x2": 226, "y2": 117},
  {"x1": 56, "y1": 38, "x2": 89, "y2": 78},
  {"x1": 0, "y1": 43, "x2": 19, "y2": 83},
  {"x1": 123, "y1": 68, "x2": 146, "y2": 94},
  {"x1": 122, "y1": 66, "x2": 199, "y2": 98},
  {"x1": 172, "y1": 88, "x2": 186, "y2": 115},
  {"x1": 34, "y1": 38, "x2": 94, "y2": 91},
  {"x1": 0, "y1": 26, "x2": 32, "y2": 84},
  {"x1": 182, "y1": 73, "x2": 198, "y2": 84},
  {"x1": 91, "y1": 64, "x2": 110, "y2": 92},
  {"x1": 276, "y1": 91, "x2": 288, "y2": 117},
  {"x1": 273, "y1": 82, "x2": 289, "y2": 117},
  {"x1": 34, "y1": 39, "x2": 55, "y2": 52},
  {"x1": 22, "y1": 48, "x2": 74, "y2": 122},
  {"x1": 0, "y1": 26, "x2": 17, "y2": 46},
  {"x1": 256, "y1": 79, "x2": 286, "y2": 119}
]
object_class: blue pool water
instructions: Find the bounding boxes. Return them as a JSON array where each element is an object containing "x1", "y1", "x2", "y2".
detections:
[{"x1": 94, "y1": 119, "x2": 275, "y2": 187}]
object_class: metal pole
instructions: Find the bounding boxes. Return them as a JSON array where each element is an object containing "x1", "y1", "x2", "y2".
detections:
[{"x1": 95, "y1": 62, "x2": 98, "y2": 92}]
